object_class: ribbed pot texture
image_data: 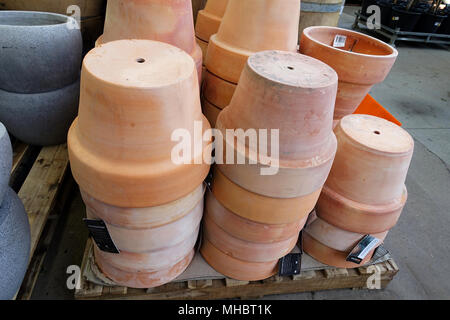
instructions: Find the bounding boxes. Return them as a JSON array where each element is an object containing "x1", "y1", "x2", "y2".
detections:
[
  {"x1": 195, "y1": 0, "x2": 229, "y2": 42},
  {"x1": 68, "y1": 40, "x2": 210, "y2": 208},
  {"x1": 300, "y1": 26, "x2": 398, "y2": 122},
  {"x1": 98, "y1": 0, "x2": 202, "y2": 83}
]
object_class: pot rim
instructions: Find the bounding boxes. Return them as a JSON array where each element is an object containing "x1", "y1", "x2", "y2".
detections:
[
  {"x1": 0, "y1": 10, "x2": 75, "y2": 28},
  {"x1": 302, "y1": 26, "x2": 398, "y2": 59}
]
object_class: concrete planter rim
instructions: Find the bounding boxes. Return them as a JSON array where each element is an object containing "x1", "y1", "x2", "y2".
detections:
[
  {"x1": 0, "y1": 10, "x2": 77, "y2": 28},
  {"x1": 302, "y1": 26, "x2": 398, "y2": 59}
]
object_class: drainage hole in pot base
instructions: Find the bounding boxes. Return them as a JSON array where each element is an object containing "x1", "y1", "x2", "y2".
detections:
[
  {"x1": 374, "y1": 131, "x2": 381, "y2": 135},
  {"x1": 136, "y1": 58, "x2": 146, "y2": 63},
  {"x1": 287, "y1": 66, "x2": 294, "y2": 70}
]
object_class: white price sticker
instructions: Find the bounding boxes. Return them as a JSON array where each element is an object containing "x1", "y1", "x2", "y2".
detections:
[{"x1": 333, "y1": 35, "x2": 347, "y2": 48}]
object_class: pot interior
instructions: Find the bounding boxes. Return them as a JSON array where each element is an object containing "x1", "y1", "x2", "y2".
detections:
[
  {"x1": 305, "y1": 27, "x2": 395, "y2": 56},
  {"x1": 0, "y1": 11, "x2": 68, "y2": 27}
]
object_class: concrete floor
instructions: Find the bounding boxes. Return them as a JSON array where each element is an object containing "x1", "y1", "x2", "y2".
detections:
[{"x1": 31, "y1": 7, "x2": 450, "y2": 300}]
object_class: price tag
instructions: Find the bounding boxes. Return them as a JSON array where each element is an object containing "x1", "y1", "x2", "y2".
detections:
[
  {"x1": 346, "y1": 235, "x2": 380, "y2": 264},
  {"x1": 84, "y1": 219, "x2": 120, "y2": 254},
  {"x1": 333, "y1": 35, "x2": 347, "y2": 48},
  {"x1": 279, "y1": 253, "x2": 302, "y2": 276}
]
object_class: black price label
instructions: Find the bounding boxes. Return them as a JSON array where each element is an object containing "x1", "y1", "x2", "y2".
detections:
[{"x1": 84, "y1": 219, "x2": 120, "y2": 254}]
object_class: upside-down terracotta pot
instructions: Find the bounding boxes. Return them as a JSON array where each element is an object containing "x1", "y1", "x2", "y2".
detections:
[
  {"x1": 300, "y1": 26, "x2": 398, "y2": 122},
  {"x1": 195, "y1": 0, "x2": 229, "y2": 43},
  {"x1": 200, "y1": 238, "x2": 278, "y2": 281},
  {"x1": 68, "y1": 40, "x2": 210, "y2": 208},
  {"x1": 97, "y1": 0, "x2": 202, "y2": 83},
  {"x1": 216, "y1": 51, "x2": 338, "y2": 199},
  {"x1": 316, "y1": 114, "x2": 414, "y2": 233},
  {"x1": 95, "y1": 248, "x2": 195, "y2": 288},
  {"x1": 212, "y1": 167, "x2": 319, "y2": 225},
  {"x1": 203, "y1": 70, "x2": 237, "y2": 110},
  {"x1": 205, "y1": 190, "x2": 307, "y2": 243},
  {"x1": 202, "y1": 97, "x2": 221, "y2": 128}
]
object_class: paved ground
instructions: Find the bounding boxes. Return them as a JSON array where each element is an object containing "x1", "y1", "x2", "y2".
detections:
[{"x1": 31, "y1": 7, "x2": 450, "y2": 300}]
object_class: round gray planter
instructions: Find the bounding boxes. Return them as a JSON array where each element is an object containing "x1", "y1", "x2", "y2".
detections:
[
  {"x1": 0, "y1": 11, "x2": 82, "y2": 94},
  {"x1": 0, "y1": 80, "x2": 80, "y2": 146},
  {"x1": 0, "y1": 123, "x2": 12, "y2": 207},
  {"x1": 0, "y1": 187, "x2": 30, "y2": 300}
]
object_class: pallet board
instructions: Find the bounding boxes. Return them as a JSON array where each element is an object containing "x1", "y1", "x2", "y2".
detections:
[
  {"x1": 8, "y1": 141, "x2": 73, "y2": 300},
  {"x1": 75, "y1": 239, "x2": 399, "y2": 300}
]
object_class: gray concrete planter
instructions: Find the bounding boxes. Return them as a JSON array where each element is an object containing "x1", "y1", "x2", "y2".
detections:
[
  {"x1": 0, "y1": 188, "x2": 30, "y2": 300},
  {"x1": 0, "y1": 11, "x2": 82, "y2": 94},
  {"x1": 0, "y1": 123, "x2": 12, "y2": 207},
  {"x1": 0, "y1": 80, "x2": 80, "y2": 146}
]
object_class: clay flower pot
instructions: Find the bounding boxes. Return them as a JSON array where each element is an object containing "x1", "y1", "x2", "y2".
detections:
[
  {"x1": 203, "y1": 70, "x2": 237, "y2": 110},
  {"x1": 0, "y1": 123, "x2": 12, "y2": 206},
  {"x1": 316, "y1": 114, "x2": 414, "y2": 234},
  {"x1": 216, "y1": 51, "x2": 338, "y2": 199},
  {"x1": 0, "y1": 11, "x2": 82, "y2": 94},
  {"x1": 98, "y1": 0, "x2": 203, "y2": 83},
  {"x1": 200, "y1": 238, "x2": 278, "y2": 281},
  {"x1": 206, "y1": 190, "x2": 307, "y2": 243},
  {"x1": 0, "y1": 188, "x2": 31, "y2": 299},
  {"x1": 68, "y1": 40, "x2": 210, "y2": 208},
  {"x1": 95, "y1": 248, "x2": 195, "y2": 289},
  {"x1": 195, "y1": 0, "x2": 229, "y2": 43},
  {"x1": 300, "y1": 26, "x2": 398, "y2": 122}
]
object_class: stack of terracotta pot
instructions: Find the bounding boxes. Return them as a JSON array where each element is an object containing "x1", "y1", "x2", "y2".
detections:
[
  {"x1": 201, "y1": 51, "x2": 339, "y2": 281},
  {"x1": 300, "y1": 26, "x2": 398, "y2": 127},
  {"x1": 97, "y1": 0, "x2": 203, "y2": 83},
  {"x1": 195, "y1": 0, "x2": 229, "y2": 67},
  {"x1": 68, "y1": 40, "x2": 210, "y2": 288},
  {"x1": 303, "y1": 114, "x2": 414, "y2": 268},
  {"x1": 202, "y1": 0, "x2": 300, "y2": 127}
]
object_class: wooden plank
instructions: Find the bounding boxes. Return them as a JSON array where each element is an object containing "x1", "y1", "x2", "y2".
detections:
[
  {"x1": 11, "y1": 141, "x2": 30, "y2": 176},
  {"x1": 18, "y1": 144, "x2": 69, "y2": 259}
]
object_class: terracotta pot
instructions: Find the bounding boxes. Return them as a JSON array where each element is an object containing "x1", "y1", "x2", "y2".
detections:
[
  {"x1": 205, "y1": 0, "x2": 300, "y2": 84},
  {"x1": 68, "y1": 40, "x2": 211, "y2": 207},
  {"x1": 95, "y1": 248, "x2": 195, "y2": 288},
  {"x1": 300, "y1": 26, "x2": 398, "y2": 121},
  {"x1": 215, "y1": 51, "x2": 338, "y2": 198},
  {"x1": 204, "y1": 213, "x2": 298, "y2": 263},
  {"x1": 98, "y1": 0, "x2": 202, "y2": 83},
  {"x1": 205, "y1": 190, "x2": 307, "y2": 243},
  {"x1": 305, "y1": 212, "x2": 388, "y2": 252},
  {"x1": 86, "y1": 197, "x2": 203, "y2": 253},
  {"x1": 302, "y1": 232, "x2": 375, "y2": 268},
  {"x1": 195, "y1": 0, "x2": 229, "y2": 42},
  {"x1": 93, "y1": 226, "x2": 199, "y2": 273},
  {"x1": 212, "y1": 167, "x2": 319, "y2": 224},
  {"x1": 203, "y1": 71, "x2": 237, "y2": 110},
  {"x1": 200, "y1": 238, "x2": 278, "y2": 281},
  {"x1": 202, "y1": 98, "x2": 221, "y2": 128},
  {"x1": 196, "y1": 37, "x2": 209, "y2": 64}
]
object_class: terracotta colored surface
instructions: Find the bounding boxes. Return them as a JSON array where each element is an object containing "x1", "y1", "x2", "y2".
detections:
[
  {"x1": 200, "y1": 238, "x2": 278, "y2": 281},
  {"x1": 327, "y1": 115, "x2": 414, "y2": 205},
  {"x1": 204, "y1": 213, "x2": 298, "y2": 263},
  {"x1": 354, "y1": 94, "x2": 402, "y2": 127},
  {"x1": 202, "y1": 98, "x2": 221, "y2": 128},
  {"x1": 300, "y1": 26, "x2": 398, "y2": 121},
  {"x1": 86, "y1": 198, "x2": 203, "y2": 253},
  {"x1": 68, "y1": 40, "x2": 210, "y2": 207},
  {"x1": 212, "y1": 167, "x2": 320, "y2": 224},
  {"x1": 196, "y1": 36, "x2": 208, "y2": 64},
  {"x1": 95, "y1": 248, "x2": 195, "y2": 288},
  {"x1": 98, "y1": 0, "x2": 202, "y2": 83},
  {"x1": 305, "y1": 212, "x2": 388, "y2": 252},
  {"x1": 316, "y1": 184, "x2": 407, "y2": 234},
  {"x1": 203, "y1": 70, "x2": 237, "y2": 109},
  {"x1": 195, "y1": 0, "x2": 229, "y2": 42},
  {"x1": 205, "y1": 190, "x2": 307, "y2": 243},
  {"x1": 81, "y1": 184, "x2": 204, "y2": 229},
  {"x1": 93, "y1": 226, "x2": 199, "y2": 273},
  {"x1": 302, "y1": 232, "x2": 375, "y2": 268},
  {"x1": 205, "y1": 0, "x2": 300, "y2": 83}
]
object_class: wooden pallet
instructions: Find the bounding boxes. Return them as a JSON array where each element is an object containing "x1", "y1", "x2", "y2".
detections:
[
  {"x1": 8, "y1": 138, "x2": 73, "y2": 300},
  {"x1": 75, "y1": 239, "x2": 399, "y2": 300}
]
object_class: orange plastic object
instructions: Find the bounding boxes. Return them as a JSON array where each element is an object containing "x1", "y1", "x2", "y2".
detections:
[
  {"x1": 200, "y1": 238, "x2": 278, "y2": 281},
  {"x1": 68, "y1": 40, "x2": 211, "y2": 208},
  {"x1": 195, "y1": 0, "x2": 229, "y2": 42},
  {"x1": 354, "y1": 94, "x2": 402, "y2": 126},
  {"x1": 95, "y1": 248, "x2": 195, "y2": 288},
  {"x1": 97, "y1": 0, "x2": 202, "y2": 83},
  {"x1": 300, "y1": 27, "x2": 398, "y2": 122}
]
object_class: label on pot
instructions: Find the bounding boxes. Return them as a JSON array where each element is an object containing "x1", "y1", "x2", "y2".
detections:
[
  {"x1": 84, "y1": 219, "x2": 120, "y2": 254},
  {"x1": 392, "y1": 16, "x2": 399, "y2": 21},
  {"x1": 279, "y1": 253, "x2": 302, "y2": 276},
  {"x1": 333, "y1": 35, "x2": 347, "y2": 48},
  {"x1": 346, "y1": 235, "x2": 380, "y2": 264}
]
